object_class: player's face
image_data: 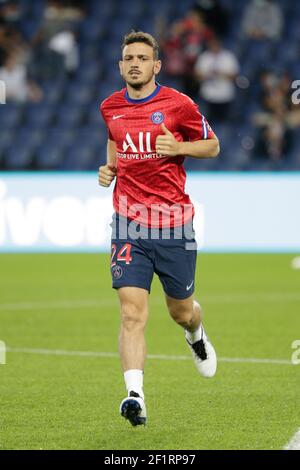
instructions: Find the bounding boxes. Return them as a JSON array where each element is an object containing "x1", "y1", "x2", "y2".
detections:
[{"x1": 119, "y1": 43, "x2": 161, "y2": 89}]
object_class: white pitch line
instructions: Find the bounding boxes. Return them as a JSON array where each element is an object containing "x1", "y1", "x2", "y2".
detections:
[
  {"x1": 284, "y1": 428, "x2": 300, "y2": 450},
  {"x1": 7, "y1": 347, "x2": 118, "y2": 358},
  {"x1": 1, "y1": 291, "x2": 300, "y2": 312},
  {"x1": 0, "y1": 299, "x2": 118, "y2": 311},
  {"x1": 5, "y1": 347, "x2": 292, "y2": 365}
]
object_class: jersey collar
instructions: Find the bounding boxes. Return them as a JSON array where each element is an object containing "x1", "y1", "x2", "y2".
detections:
[{"x1": 125, "y1": 82, "x2": 161, "y2": 104}]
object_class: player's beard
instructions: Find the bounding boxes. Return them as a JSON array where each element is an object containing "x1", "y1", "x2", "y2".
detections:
[{"x1": 125, "y1": 68, "x2": 155, "y2": 90}]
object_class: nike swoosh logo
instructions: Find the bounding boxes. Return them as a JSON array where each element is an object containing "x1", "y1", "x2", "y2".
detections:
[
  {"x1": 186, "y1": 281, "x2": 194, "y2": 291},
  {"x1": 112, "y1": 115, "x2": 125, "y2": 120}
]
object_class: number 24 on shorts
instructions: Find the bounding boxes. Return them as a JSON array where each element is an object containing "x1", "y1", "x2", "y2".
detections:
[{"x1": 111, "y1": 243, "x2": 133, "y2": 267}]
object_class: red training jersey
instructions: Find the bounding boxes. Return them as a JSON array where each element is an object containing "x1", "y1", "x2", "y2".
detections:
[{"x1": 100, "y1": 84, "x2": 214, "y2": 228}]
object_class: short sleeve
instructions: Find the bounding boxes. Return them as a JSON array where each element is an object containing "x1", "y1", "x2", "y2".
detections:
[
  {"x1": 100, "y1": 102, "x2": 114, "y2": 140},
  {"x1": 179, "y1": 96, "x2": 215, "y2": 141}
]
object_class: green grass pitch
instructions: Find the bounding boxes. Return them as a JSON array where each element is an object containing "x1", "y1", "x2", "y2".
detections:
[{"x1": 0, "y1": 253, "x2": 299, "y2": 450}]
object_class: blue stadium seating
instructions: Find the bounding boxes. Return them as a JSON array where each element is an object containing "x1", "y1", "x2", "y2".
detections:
[
  {"x1": 184, "y1": 157, "x2": 220, "y2": 172},
  {"x1": 117, "y1": 0, "x2": 146, "y2": 20},
  {"x1": 87, "y1": 0, "x2": 116, "y2": 18},
  {"x1": 41, "y1": 80, "x2": 66, "y2": 105},
  {"x1": 5, "y1": 143, "x2": 35, "y2": 170},
  {"x1": 0, "y1": 130, "x2": 16, "y2": 169},
  {"x1": 55, "y1": 104, "x2": 84, "y2": 128},
  {"x1": 0, "y1": 129, "x2": 15, "y2": 150},
  {"x1": 76, "y1": 62, "x2": 103, "y2": 84},
  {"x1": 0, "y1": 105, "x2": 24, "y2": 129},
  {"x1": 16, "y1": 128, "x2": 45, "y2": 148},
  {"x1": 65, "y1": 83, "x2": 95, "y2": 106},
  {"x1": 60, "y1": 143, "x2": 99, "y2": 170},
  {"x1": 25, "y1": 103, "x2": 55, "y2": 128},
  {"x1": 36, "y1": 143, "x2": 65, "y2": 170},
  {"x1": 72, "y1": 125, "x2": 107, "y2": 150},
  {"x1": 2, "y1": 0, "x2": 299, "y2": 171},
  {"x1": 42, "y1": 128, "x2": 76, "y2": 149},
  {"x1": 79, "y1": 18, "x2": 108, "y2": 41}
]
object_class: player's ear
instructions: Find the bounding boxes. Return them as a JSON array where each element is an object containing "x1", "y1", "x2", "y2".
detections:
[
  {"x1": 119, "y1": 60, "x2": 123, "y2": 77},
  {"x1": 154, "y1": 60, "x2": 162, "y2": 76}
]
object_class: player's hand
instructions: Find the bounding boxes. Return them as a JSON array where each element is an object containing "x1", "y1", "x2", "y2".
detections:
[
  {"x1": 155, "y1": 124, "x2": 181, "y2": 157},
  {"x1": 98, "y1": 164, "x2": 117, "y2": 187}
]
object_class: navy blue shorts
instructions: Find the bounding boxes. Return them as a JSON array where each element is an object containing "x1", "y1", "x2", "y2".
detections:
[{"x1": 110, "y1": 214, "x2": 197, "y2": 300}]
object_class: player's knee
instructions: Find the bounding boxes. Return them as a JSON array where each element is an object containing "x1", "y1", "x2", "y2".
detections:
[
  {"x1": 193, "y1": 300, "x2": 202, "y2": 316},
  {"x1": 121, "y1": 302, "x2": 146, "y2": 332},
  {"x1": 176, "y1": 312, "x2": 194, "y2": 329},
  {"x1": 169, "y1": 305, "x2": 194, "y2": 329}
]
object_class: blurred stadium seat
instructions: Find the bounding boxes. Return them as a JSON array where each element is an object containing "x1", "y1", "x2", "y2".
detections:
[
  {"x1": 55, "y1": 104, "x2": 84, "y2": 128},
  {"x1": 24, "y1": 103, "x2": 55, "y2": 128},
  {"x1": 5, "y1": 142, "x2": 36, "y2": 170},
  {"x1": 36, "y1": 143, "x2": 65, "y2": 170},
  {"x1": 0, "y1": 104, "x2": 24, "y2": 129},
  {"x1": 60, "y1": 143, "x2": 99, "y2": 170}
]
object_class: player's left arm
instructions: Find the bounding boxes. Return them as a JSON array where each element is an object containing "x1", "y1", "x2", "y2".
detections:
[{"x1": 155, "y1": 124, "x2": 220, "y2": 158}]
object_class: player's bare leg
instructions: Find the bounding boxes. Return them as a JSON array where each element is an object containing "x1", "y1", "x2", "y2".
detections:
[
  {"x1": 165, "y1": 294, "x2": 201, "y2": 331},
  {"x1": 118, "y1": 286, "x2": 148, "y2": 371},
  {"x1": 118, "y1": 286, "x2": 148, "y2": 426},
  {"x1": 166, "y1": 294, "x2": 217, "y2": 378}
]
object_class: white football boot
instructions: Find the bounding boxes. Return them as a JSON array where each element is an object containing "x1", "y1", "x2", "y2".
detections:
[
  {"x1": 185, "y1": 325, "x2": 217, "y2": 378},
  {"x1": 120, "y1": 391, "x2": 147, "y2": 426}
]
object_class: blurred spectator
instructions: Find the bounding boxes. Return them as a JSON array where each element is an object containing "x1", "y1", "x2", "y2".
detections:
[
  {"x1": 254, "y1": 70, "x2": 300, "y2": 128},
  {"x1": 195, "y1": 37, "x2": 239, "y2": 122},
  {"x1": 0, "y1": 51, "x2": 43, "y2": 103},
  {"x1": 33, "y1": 0, "x2": 84, "y2": 42},
  {"x1": 162, "y1": 8, "x2": 214, "y2": 97},
  {"x1": 0, "y1": 0, "x2": 22, "y2": 27},
  {"x1": 241, "y1": 0, "x2": 283, "y2": 40},
  {"x1": 252, "y1": 70, "x2": 300, "y2": 161},
  {"x1": 31, "y1": 0, "x2": 84, "y2": 78},
  {"x1": 253, "y1": 117, "x2": 292, "y2": 162},
  {"x1": 192, "y1": 0, "x2": 228, "y2": 38},
  {"x1": 0, "y1": 9, "x2": 28, "y2": 67},
  {"x1": 48, "y1": 29, "x2": 79, "y2": 74},
  {"x1": 0, "y1": 18, "x2": 10, "y2": 66}
]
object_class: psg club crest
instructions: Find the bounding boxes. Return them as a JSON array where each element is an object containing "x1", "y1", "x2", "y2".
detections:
[
  {"x1": 151, "y1": 111, "x2": 164, "y2": 124},
  {"x1": 112, "y1": 265, "x2": 123, "y2": 280}
]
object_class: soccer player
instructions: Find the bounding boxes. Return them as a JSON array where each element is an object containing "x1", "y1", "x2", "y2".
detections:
[{"x1": 99, "y1": 31, "x2": 220, "y2": 426}]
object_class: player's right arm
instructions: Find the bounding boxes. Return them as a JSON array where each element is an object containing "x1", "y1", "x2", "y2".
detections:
[{"x1": 98, "y1": 139, "x2": 117, "y2": 187}]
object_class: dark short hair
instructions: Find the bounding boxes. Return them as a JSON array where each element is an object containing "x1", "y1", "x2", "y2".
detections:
[{"x1": 121, "y1": 31, "x2": 159, "y2": 60}]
